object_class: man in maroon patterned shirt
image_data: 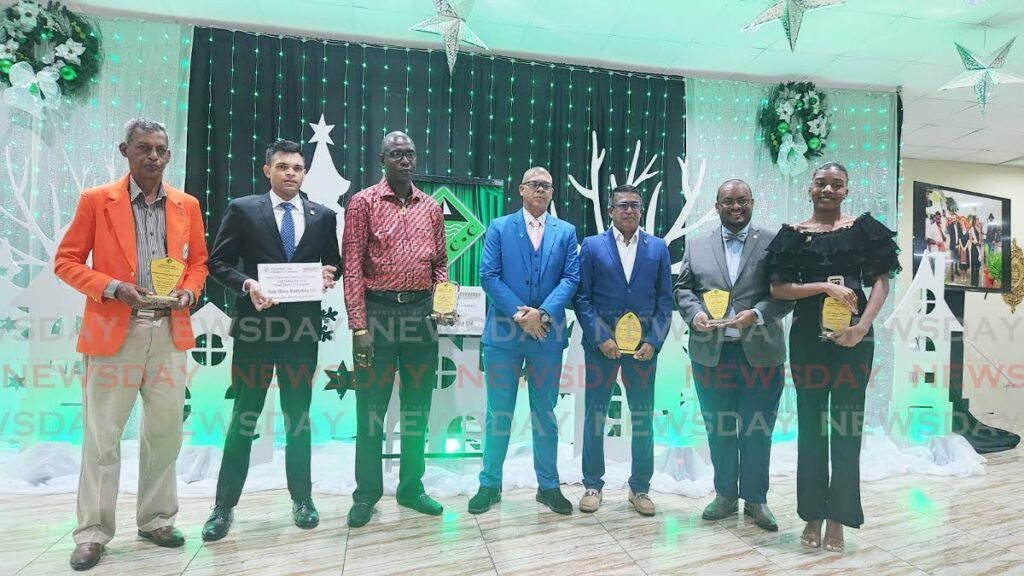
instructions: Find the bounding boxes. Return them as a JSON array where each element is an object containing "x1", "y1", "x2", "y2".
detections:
[{"x1": 342, "y1": 131, "x2": 450, "y2": 528}]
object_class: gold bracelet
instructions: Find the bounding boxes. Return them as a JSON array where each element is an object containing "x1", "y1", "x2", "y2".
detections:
[{"x1": 353, "y1": 329, "x2": 368, "y2": 336}]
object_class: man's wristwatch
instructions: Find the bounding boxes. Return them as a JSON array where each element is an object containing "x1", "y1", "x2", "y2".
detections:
[{"x1": 539, "y1": 309, "x2": 551, "y2": 324}]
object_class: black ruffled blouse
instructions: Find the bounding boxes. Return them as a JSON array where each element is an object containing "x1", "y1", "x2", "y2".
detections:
[{"x1": 765, "y1": 213, "x2": 901, "y2": 332}]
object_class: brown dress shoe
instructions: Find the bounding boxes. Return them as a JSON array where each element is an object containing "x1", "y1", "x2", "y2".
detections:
[
  {"x1": 138, "y1": 526, "x2": 185, "y2": 548},
  {"x1": 69, "y1": 543, "x2": 103, "y2": 571}
]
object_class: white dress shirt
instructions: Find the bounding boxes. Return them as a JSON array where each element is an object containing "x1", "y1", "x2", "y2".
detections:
[
  {"x1": 613, "y1": 226, "x2": 639, "y2": 283},
  {"x1": 721, "y1": 223, "x2": 763, "y2": 337},
  {"x1": 243, "y1": 191, "x2": 307, "y2": 294},
  {"x1": 270, "y1": 190, "x2": 306, "y2": 246}
]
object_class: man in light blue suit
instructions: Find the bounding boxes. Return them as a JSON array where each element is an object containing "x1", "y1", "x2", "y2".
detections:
[
  {"x1": 575, "y1": 184, "x2": 673, "y2": 517},
  {"x1": 468, "y1": 166, "x2": 580, "y2": 515}
]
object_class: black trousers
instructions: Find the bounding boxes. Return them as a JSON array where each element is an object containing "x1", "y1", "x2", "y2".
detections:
[
  {"x1": 352, "y1": 296, "x2": 438, "y2": 505},
  {"x1": 790, "y1": 323, "x2": 873, "y2": 529},
  {"x1": 215, "y1": 338, "x2": 317, "y2": 507}
]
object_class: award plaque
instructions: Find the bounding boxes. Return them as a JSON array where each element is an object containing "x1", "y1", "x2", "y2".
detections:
[
  {"x1": 431, "y1": 281, "x2": 459, "y2": 322},
  {"x1": 821, "y1": 276, "x2": 854, "y2": 336},
  {"x1": 615, "y1": 312, "x2": 643, "y2": 354},
  {"x1": 143, "y1": 257, "x2": 185, "y2": 304},
  {"x1": 702, "y1": 289, "x2": 731, "y2": 326}
]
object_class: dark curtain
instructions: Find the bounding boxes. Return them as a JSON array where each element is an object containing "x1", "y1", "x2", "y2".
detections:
[{"x1": 185, "y1": 28, "x2": 687, "y2": 311}]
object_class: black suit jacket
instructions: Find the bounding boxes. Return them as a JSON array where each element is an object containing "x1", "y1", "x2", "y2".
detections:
[{"x1": 209, "y1": 192, "x2": 342, "y2": 345}]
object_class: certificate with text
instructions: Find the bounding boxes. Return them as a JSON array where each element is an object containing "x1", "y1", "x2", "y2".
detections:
[{"x1": 257, "y1": 262, "x2": 323, "y2": 303}]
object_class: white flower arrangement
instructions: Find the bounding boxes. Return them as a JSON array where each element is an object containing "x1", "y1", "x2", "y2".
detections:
[
  {"x1": 54, "y1": 38, "x2": 84, "y2": 64},
  {"x1": 0, "y1": 0, "x2": 100, "y2": 96},
  {"x1": 0, "y1": 39, "x2": 18, "y2": 61},
  {"x1": 807, "y1": 115, "x2": 828, "y2": 137},
  {"x1": 12, "y1": 0, "x2": 39, "y2": 33},
  {"x1": 759, "y1": 82, "x2": 832, "y2": 175}
]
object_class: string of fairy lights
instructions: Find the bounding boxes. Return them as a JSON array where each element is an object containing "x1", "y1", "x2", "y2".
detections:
[
  {"x1": 186, "y1": 27, "x2": 688, "y2": 309},
  {"x1": 2, "y1": 22, "x2": 189, "y2": 276}
]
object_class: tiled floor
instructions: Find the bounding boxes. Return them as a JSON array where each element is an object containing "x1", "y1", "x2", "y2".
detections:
[{"x1": 5, "y1": 447, "x2": 1023, "y2": 575}]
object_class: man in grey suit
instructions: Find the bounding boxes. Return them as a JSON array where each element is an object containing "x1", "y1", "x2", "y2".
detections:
[{"x1": 674, "y1": 179, "x2": 793, "y2": 532}]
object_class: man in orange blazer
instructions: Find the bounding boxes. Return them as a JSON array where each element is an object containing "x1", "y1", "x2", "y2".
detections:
[{"x1": 55, "y1": 118, "x2": 208, "y2": 571}]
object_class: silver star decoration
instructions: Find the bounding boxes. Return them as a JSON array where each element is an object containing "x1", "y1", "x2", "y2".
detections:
[
  {"x1": 410, "y1": 0, "x2": 489, "y2": 73},
  {"x1": 741, "y1": 0, "x2": 845, "y2": 52},
  {"x1": 940, "y1": 37, "x2": 1023, "y2": 113}
]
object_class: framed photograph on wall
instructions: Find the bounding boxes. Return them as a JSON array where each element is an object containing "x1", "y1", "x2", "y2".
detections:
[{"x1": 912, "y1": 181, "x2": 1011, "y2": 293}]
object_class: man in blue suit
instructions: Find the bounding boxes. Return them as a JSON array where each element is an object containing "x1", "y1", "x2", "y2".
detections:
[
  {"x1": 575, "y1": 184, "x2": 673, "y2": 517},
  {"x1": 468, "y1": 166, "x2": 580, "y2": 515}
]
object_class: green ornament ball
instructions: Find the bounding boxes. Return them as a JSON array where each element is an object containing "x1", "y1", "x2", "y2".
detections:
[
  {"x1": 777, "y1": 121, "x2": 790, "y2": 134},
  {"x1": 0, "y1": 59, "x2": 12, "y2": 74},
  {"x1": 808, "y1": 137, "x2": 821, "y2": 150},
  {"x1": 810, "y1": 96, "x2": 819, "y2": 106},
  {"x1": 60, "y1": 65, "x2": 78, "y2": 81}
]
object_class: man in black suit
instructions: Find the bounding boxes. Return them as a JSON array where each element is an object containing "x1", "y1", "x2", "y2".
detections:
[{"x1": 202, "y1": 139, "x2": 342, "y2": 541}]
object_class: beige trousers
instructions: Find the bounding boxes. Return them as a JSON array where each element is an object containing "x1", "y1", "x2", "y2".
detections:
[{"x1": 74, "y1": 317, "x2": 186, "y2": 545}]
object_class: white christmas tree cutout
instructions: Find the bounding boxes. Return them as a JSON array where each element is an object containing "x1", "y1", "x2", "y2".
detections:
[{"x1": 303, "y1": 114, "x2": 351, "y2": 241}]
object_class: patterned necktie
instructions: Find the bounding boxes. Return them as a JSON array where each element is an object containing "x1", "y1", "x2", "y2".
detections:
[
  {"x1": 281, "y1": 202, "x2": 295, "y2": 261},
  {"x1": 723, "y1": 230, "x2": 747, "y2": 243},
  {"x1": 529, "y1": 219, "x2": 543, "y2": 250}
]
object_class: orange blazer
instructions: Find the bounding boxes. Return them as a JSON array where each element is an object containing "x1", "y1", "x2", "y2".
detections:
[{"x1": 55, "y1": 174, "x2": 209, "y2": 356}]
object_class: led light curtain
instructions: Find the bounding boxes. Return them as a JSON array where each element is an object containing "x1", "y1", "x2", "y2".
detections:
[
  {"x1": 0, "y1": 18, "x2": 193, "y2": 444},
  {"x1": 684, "y1": 78, "x2": 900, "y2": 427},
  {"x1": 184, "y1": 27, "x2": 688, "y2": 313}
]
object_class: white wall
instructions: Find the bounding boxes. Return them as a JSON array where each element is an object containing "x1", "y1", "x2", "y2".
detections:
[{"x1": 899, "y1": 159, "x2": 1024, "y2": 429}]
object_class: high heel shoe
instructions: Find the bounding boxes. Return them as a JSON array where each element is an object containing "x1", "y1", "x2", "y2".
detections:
[
  {"x1": 800, "y1": 520, "x2": 822, "y2": 548},
  {"x1": 822, "y1": 520, "x2": 844, "y2": 553}
]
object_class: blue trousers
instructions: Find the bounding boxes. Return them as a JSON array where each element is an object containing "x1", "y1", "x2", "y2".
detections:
[
  {"x1": 479, "y1": 345, "x2": 564, "y2": 490},
  {"x1": 692, "y1": 342, "x2": 784, "y2": 503},
  {"x1": 581, "y1": 349, "x2": 656, "y2": 494}
]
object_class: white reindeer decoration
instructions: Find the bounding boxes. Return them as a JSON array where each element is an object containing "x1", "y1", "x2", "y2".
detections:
[{"x1": 561, "y1": 130, "x2": 718, "y2": 272}]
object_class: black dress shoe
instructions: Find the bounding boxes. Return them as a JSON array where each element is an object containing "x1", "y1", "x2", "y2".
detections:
[
  {"x1": 138, "y1": 526, "x2": 185, "y2": 548},
  {"x1": 69, "y1": 543, "x2": 102, "y2": 571},
  {"x1": 702, "y1": 495, "x2": 739, "y2": 520},
  {"x1": 468, "y1": 486, "x2": 501, "y2": 514},
  {"x1": 397, "y1": 493, "x2": 444, "y2": 516},
  {"x1": 348, "y1": 502, "x2": 374, "y2": 528},
  {"x1": 293, "y1": 498, "x2": 320, "y2": 529},
  {"x1": 744, "y1": 502, "x2": 779, "y2": 532},
  {"x1": 201, "y1": 505, "x2": 234, "y2": 542},
  {"x1": 536, "y1": 487, "x2": 573, "y2": 515}
]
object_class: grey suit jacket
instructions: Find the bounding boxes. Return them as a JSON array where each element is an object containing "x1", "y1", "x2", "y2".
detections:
[{"x1": 673, "y1": 225, "x2": 793, "y2": 367}]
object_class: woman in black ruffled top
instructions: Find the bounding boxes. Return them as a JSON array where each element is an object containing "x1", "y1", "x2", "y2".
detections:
[{"x1": 765, "y1": 162, "x2": 900, "y2": 553}]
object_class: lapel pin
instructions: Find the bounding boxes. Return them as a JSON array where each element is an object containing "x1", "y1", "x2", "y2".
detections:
[{"x1": 310, "y1": 209, "x2": 315, "y2": 215}]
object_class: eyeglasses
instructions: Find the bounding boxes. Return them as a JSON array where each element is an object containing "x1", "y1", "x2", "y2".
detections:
[
  {"x1": 522, "y1": 180, "x2": 554, "y2": 192},
  {"x1": 612, "y1": 201, "x2": 642, "y2": 211},
  {"x1": 387, "y1": 150, "x2": 417, "y2": 161},
  {"x1": 718, "y1": 198, "x2": 753, "y2": 207}
]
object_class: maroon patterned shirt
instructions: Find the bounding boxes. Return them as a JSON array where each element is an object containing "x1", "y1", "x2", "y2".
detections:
[{"x1": 343, "y1": 178, "x2": 448, "y2": 329}]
